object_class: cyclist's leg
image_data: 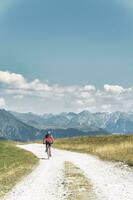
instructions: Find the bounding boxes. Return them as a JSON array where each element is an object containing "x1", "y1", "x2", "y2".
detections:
[
  {"x1": 45, "y1": 143, "x2": 47, "y2": 152},
  {"x1": 47, "y1": 144, "x2": 50, "y2": 159},
  {"x1": 46, "y1": 143, "x2": 49, "y2": 153},
  {"x1": 49, "y1": 146, "x2": 51, "y2": 157}
]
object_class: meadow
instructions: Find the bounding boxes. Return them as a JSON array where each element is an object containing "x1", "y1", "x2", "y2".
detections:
[
  {"x1": 0, "y1": 141, "x2": 38, "y2": 197},
  {"x1": 54, "y1": 135, "x2": 133, "y2": 166}
]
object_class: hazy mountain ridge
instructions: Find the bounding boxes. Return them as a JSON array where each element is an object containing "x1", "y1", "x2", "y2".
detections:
[
  {"x1": 0, "y1": 110, "x2": 107, "y2": 141},
  {"x1": 12, "y1": 111, "x2": 107, "y2": 133},
  {"x1": 1, "y1": 109, "x2": 133, "y2": 142},
  {"x1": 12, "y1": 110, "x2": 133, "y2": 134}
]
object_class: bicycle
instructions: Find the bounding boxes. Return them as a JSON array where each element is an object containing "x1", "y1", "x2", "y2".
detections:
[{"x1": 43, "y1": 132, "x2": 54, "y2": 159}]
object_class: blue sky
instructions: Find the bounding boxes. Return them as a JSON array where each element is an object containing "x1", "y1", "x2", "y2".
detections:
[{"x1": 0, "y1": 0, "x2": 133, "y2": 113}]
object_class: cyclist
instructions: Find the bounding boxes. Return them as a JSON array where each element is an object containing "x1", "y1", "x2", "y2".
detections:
[{"x1": 43, "y1": 131, "x2": 54, "y2": 157}]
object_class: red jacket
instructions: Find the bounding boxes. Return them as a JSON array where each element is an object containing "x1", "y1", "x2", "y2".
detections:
[{"x1": 43, "y1": 135, "x2": 54, "y2": 144}]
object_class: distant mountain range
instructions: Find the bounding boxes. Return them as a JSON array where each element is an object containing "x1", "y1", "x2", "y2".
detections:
[
  {"x1": 12, "y1": 110, "x2": 133, "y2": 134},
  {"x1": 0, "y1": 109, "x2": 133, "y2": 141}
]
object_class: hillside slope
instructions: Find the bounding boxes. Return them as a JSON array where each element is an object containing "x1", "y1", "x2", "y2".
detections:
[{"x1": 0, "y1": 110, "x2": 42, "y2": 141}]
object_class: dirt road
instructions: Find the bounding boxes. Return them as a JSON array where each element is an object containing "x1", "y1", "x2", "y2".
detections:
[{"x1": 2, "y1": 144, "x2": 133, "y2": 200}]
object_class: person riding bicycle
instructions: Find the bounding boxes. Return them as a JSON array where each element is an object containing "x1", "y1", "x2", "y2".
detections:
[{"x1": 43, "y1": 131, "x2": 54, "y2": 157}]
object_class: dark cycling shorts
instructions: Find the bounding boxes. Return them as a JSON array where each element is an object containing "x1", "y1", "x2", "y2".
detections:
[{"x1": 46, "y1": 141, "x2": 52, "y2": 147}]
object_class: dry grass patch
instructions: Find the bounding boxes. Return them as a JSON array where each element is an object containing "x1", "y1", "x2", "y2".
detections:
[
  {"x1": 64, "y1": 161, "x2": 96, "y2": 200},
  {"x1": 0, "y1": 141, "x2": 38, "y2": 197},
  {"x1": 54, "y1": 135, "x2": 133, "y2": 166}
]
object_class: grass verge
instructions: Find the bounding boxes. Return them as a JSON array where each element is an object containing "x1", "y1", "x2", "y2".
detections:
[
  {"x1": 54, "y1": 135, "x2": 133, "y2": 166},
  {"x1": 0, "y1": 141, "x2": 38, "y2": 197},
  {"x1": 64, "y1": 161, "x2": 96, "y2": 200}
]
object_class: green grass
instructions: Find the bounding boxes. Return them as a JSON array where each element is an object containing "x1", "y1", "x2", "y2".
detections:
[
  {"x1": 64, "y1": 161, "x2": 96, "y2": 200},
  {"x1": 0, "y1": 141, "x2": 38, "y2": 197},
  {"x1": 54, "y1": 135, "x2": 133, "y2": 166}
]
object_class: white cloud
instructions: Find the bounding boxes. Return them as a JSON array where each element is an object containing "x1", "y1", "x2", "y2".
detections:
[
  {"x1": 13, "y1": 95, "x2": 24, "y2": 99},
  {"x1": 0, "y1": 70, "x2": 26, "y2": 85},
  {"x1": 104, "y1": 84, "x2": 124, "y2": 94},
  {"x1": 28, "y1": 79, "x2": 51, "y2": 92},
  {"x1": 83, "y1": 85, "x2": 96, "y2": 91},
  {"x1": 0, "y1": 98, "x2": 6, "y2": 108},
  {"x1": 1, "y1": 70, "x2": 133, "y2": 113},
  {"x1": 101, "y1": 104, "x2": 112, "y2": 112},
  {"x1": 76, "y1": 100, "x2": 84, "y2": 105},
  {"x1": 0, "y1": 71, "x2": 52, "y2": 94}
]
